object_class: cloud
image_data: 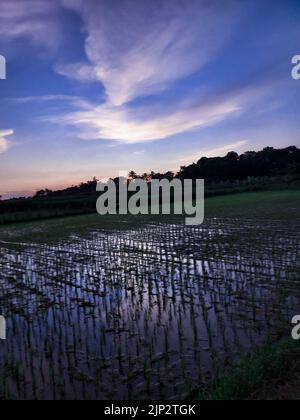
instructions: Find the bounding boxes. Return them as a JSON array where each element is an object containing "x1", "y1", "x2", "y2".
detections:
[
  {"x1": 52, "y1": 1, "x2": 269, "y2": 145},
  {"x1": 0, "y1": 0, "x2": 262, "y2": 145},
  {"x1": 0, "y1": 129, "x2": 14, "y2": 154},
  {"x1": 54, "y1": 62, "x2": 98, "y2": 83},
  {"x1": 59, "y1": 0, "x2": 240, "y2": 106},
  {"x1": 49, "y1": 81, "x2": 267, "y2": 144},
  {"x1": 199, "y1": 140, "x2": 248, "y2": 158},
  {"x1": 57, "y1": 95, "x2": 241, "y2": 143},
  {"x1": 7, "y1": 95, "x2": 91, "y2": 109},
  {"x1": 0, "y1": 1, "x2": 274, "y2": 147},
  {"x1": 176, "y1": 140, "x2": 248, "y2": 165},
  {"x1": 0, "y1": 0, "x2": 63, "y2": 51}
]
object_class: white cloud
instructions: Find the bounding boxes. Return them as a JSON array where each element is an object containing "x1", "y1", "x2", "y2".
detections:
[
  {"x1": 58, "y1": 95, "x2": 241, "y2": 143},
  {"x1": 176, "y1": 140, "x2": 248, "y2": 165},
  {"x1": 53, "y1": 1, "x2": 259, "y2": 144},
  {"x1": 0, "y1": 1, "x2": 257, "y2": 145},
  {"x1": 199, "y1": 140, "x2": 248, "y2": 158},
  {"x1": 59, "y1": 0, "x2": 240, "y2": 106},
  {"x1": 0, "y1": 129, "x2": 14, "y2": 154},
  {"x1": 50, "y1": 82, "x2": 267, "y2": 144},
  {"x1": 1, "y1": 1, "x2": 266, "y2": 147},
  {"x1": 54, "y1": 62, "x2": 98, "y2": 83},
  {"x1": 0, "y1": 0, "x2": 63, "y2": 51},
  {"x1": 8, "y1": 95, "x2": 91, "y2": 109}
]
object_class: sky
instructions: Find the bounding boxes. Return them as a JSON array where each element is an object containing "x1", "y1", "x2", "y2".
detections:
[{"x1": 0, "y1": 0, "x2": 299, "y2": 198}]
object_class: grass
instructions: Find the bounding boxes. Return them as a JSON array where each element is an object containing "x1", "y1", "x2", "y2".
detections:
[
  {"x1": 0, "y1": 189, "x2": 299, "y2": 245},
  {"x1": 197, "y1": 339, "x2": 300, "y2": 400},
  {"x1": 1, "y1": 180, "x2": 299, "y2": 226},
  {"x1": 205, "y1": 189, "x2": 300, "y2": 220}
]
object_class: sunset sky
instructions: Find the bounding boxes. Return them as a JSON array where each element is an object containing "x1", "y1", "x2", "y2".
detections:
[{"x1": 0, "y1": 0, "x2": 299, "y2": 198}]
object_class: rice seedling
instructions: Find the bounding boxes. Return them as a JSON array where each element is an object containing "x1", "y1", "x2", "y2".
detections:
[{"x1": 0, "y1": 216, "x2": 299, "y2": 399}]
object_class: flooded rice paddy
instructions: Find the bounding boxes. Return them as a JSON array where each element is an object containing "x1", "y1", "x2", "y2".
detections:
[{"x1": 0, "y1": 218, "x2": 300, "y2": 400}]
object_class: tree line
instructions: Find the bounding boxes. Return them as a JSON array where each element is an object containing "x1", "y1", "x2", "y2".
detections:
[{"x1": 33, "y1": 146, "x2": 300, "y2": 199}]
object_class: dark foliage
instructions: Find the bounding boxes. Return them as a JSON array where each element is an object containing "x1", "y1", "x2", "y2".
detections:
[
  {"x1": 0, "y1": 146, "x2": 299, "y2": 225},
  {"x1": 177, "y1": 146, "x2": 300, "y2": 182}
]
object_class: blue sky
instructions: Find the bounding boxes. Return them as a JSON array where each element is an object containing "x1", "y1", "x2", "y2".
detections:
[{"x1": 0, "y1": 0, "x2": 299, "y2": 198}]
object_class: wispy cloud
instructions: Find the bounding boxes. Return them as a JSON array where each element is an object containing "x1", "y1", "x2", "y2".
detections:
[
  {"x1": 59, "y1": 0, "x2": 240, "y2": 106},
  {"x1": 50, "y1": 0, "x2": 250, "y2": 143},
  {"x1": 57, "y1": 94, "x2": 241, "y2": 143},
  {"x1": 176, "y1": 140, "x2": 248, "y2": 166},
  {"x1": 7, "y1": 95, "x2": 91, "y2": 109},
  {"x1": 0, "y1": 1, "x2": 267, "y2": 146},
  {"x1": 0, "y1": 129, "x2": 14, "y2": 154},
  {"x1": 199, "y1": 140, "x2": 248, "y2": 158},
  {"x1": 50, "y1": 81, "x2": 268, "y2": 144},
  {"x1": 0, "y1": 0, "x2": 63, "y2": 51},
  {"x1": 2, "y1": 0, "x2": 292, "y2": 150}
]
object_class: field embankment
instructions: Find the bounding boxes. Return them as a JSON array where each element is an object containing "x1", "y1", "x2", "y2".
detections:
[{"x1": 197, "y1": 339, "x2": 300, "y2": 400}]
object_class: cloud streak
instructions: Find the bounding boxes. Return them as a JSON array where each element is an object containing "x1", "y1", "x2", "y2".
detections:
[
  {"x1": 0, "y1": 0, "x2": 63, "y2": 51},
  {"x1": 50, "y1": 79, "x2": 269, "y2": 143},
  {"x1": 175, "y1": 140, "x2": 248, "y2": 166},
  {"x1": 60, "y1": 0, "x2": 240, "y2": 106},
  {"x1": 58, "y1": 94, "x2": 242, "y2": 143}
]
